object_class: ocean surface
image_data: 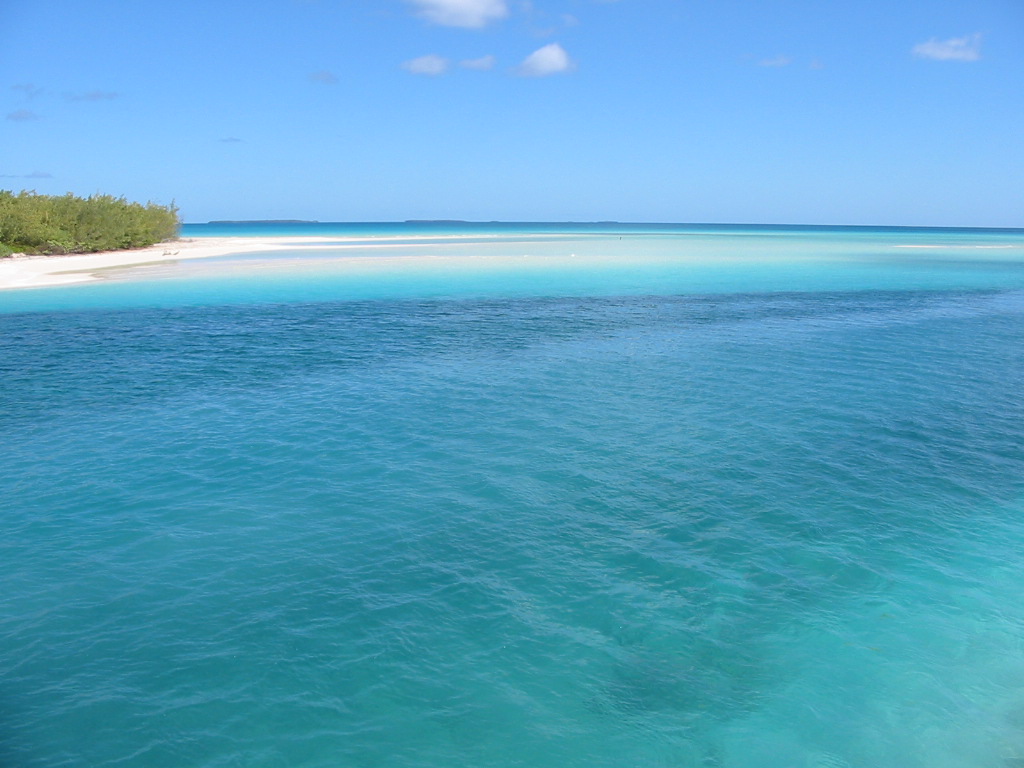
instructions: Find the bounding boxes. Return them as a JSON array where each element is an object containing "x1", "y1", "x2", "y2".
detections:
[{"x1": 2, "y1": 222, "x2": 1024, "y2": 767}]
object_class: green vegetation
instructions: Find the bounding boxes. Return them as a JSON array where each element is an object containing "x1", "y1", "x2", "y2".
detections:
[{"x1": 0, "y1": 190, "x2": 180, "y2": 256}]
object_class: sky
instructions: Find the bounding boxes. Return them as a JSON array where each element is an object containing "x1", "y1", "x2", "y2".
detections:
[{"x1": 1, "y1": 0, "x2": 1022, "y2": 226}]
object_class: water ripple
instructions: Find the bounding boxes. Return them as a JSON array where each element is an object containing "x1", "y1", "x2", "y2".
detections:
[{"x1": 2, "y1": 288, "x2": 1024, "y2": 766}]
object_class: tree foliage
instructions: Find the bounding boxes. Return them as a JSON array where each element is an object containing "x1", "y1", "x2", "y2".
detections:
[{"x1": 0, "y1": 190, "x2": 180, "y2": 256}]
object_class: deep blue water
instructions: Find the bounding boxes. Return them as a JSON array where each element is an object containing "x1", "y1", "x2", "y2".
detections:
[{"x1": 2, "y1": 224, "x2": 1024, "y2": 767}]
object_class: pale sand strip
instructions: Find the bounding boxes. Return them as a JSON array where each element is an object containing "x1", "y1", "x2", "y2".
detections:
[
  {"x1": 0, "y1": 233, "x2": 578, "y2": 290},
  {"x1": 0, "y1": 236, "x2": 335, "y2": 290}
]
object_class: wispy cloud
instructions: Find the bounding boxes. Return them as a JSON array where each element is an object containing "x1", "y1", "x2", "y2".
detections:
[
  {"x1": 757, "y1": 55, "x2": 792, "y2": 67},
  {"x1": 6, "y1": 109, "x2": 40, "y2": 122},
  {"x1": 403, "y1": 54, "x2": 450, "y2": 76},
  {"x1": 219, "y1": 137, "x2": 243, "y2": 143},
  {"x1": 520, "y1": 3, "x2": 579, "y2": 38},
  {"x1": 64, "y1": 90, "x2": 118, "y2": 101},
  {"x1": 516, "y1": 43, "x2": 574, "y2": 76},
  {"x1": 308, "y1": 70, "x2": 338, "y2": 85},
  {"x1": 912, "y1": 33, "x2": 982, "y2": 62},
  {"x1": 0, "y1": 171, "x2": 53, "y2": 179},
  {"x1": 406, "y1": 0, "x2": 508, "y2": 28},
  {"x1": 460, "y1": 54, "x2": 496, "y2": 70},
  {"x1": 11, "y1": 83, "x2": 44, "y2": 99}
]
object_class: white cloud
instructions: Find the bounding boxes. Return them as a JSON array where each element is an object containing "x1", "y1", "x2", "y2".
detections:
[
  {"x1": 757, "y1": 55, "x2": 792, "y2": 67},
  {"x1": 406, "y1": 0, "x2": 508, "y2": 28},
  {"x1": 517, "y1": 43, "x2": 574, "y2": 77},
  {"x1": 460, "y1": 55, "x2": 496, "y2": 70},
  {"x1": 403, "y1": 54, "x2": 450, "y2": 76},
  {"x1": 912, "y1": 33, "x2": 982, "y2": 61}
]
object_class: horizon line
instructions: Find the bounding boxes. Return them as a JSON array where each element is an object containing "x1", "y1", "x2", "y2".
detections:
[{"x1": 185, "y1": 220, "x2": 1024, "y2": 232}]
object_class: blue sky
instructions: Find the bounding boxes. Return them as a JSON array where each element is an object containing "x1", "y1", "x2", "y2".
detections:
[{"x1": 2, "y1": 0, "x2": 1022, "y2": 226}]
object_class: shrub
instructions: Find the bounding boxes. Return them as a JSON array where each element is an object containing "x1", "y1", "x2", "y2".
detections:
[{"x1": 0, "y1": 190, "x2": 180, "y2": 255}]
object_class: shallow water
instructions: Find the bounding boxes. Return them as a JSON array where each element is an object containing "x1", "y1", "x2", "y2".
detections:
[{"x1": 2, "y1": 224, "x2": 1024, "y2": 766}]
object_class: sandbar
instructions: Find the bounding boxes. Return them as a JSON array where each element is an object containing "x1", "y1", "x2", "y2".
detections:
[
  {"x1": 0, "y1": 237, "x2": 333, "y2": 290},
  {"x1": 0, "y1": 233, "x2": 584, "y2": 290}
]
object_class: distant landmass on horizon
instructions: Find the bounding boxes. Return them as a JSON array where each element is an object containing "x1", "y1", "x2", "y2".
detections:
[
  {"x1": 208, "y1": 219, "x2": 627, "y2": 225},
  {"x1": 208, "y1": 220, "x2": 319, "y2": 224}
]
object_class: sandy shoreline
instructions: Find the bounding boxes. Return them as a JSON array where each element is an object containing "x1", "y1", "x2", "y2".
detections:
[
  {"x1": 0, "y1": 236, "x2": 336, "y2": 290},
  {"x1": 0, "y1": 233, "x2": 575, "y2": 290}
]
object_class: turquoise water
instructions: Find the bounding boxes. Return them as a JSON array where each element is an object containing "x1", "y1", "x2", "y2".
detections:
[
  {"x1": 5, "y1": 223, "x2": 1024, "y2": 314},
  {"x1": 2, "y1": 223, "x2": 1024, "y2": 766}
]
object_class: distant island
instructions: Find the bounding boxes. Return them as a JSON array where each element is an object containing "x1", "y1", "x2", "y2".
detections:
[
  {"x1": 208, "y1": 219, "x2": 319, "y2": 224},
  {"x1": 0, "y1": 190, "x2": 179, "y2": 257},
  {"x1": 408, "y1": 219, "x2": 623, "y2": 225}
]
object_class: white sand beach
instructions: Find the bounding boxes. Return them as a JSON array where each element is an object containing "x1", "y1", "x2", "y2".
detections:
[
  {"x1": 0, "y1": 233, "x2": 575, "y2": 290},
  {"x1": 0, "y1": 237, "x2": 332, "y2": 290}
]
